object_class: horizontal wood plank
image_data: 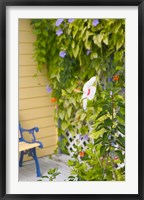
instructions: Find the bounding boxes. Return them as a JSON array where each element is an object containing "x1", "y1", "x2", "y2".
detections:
[
  {"x1": 19, "y1": 76, "x2": 48, "y2": 88},
  {"x1": 36, "y1": 126, "x2": 58, "y2": 138},
  {"x1": 19, "y1": 31, "x2": 36, "y2": 43},
  {"x1": 20, "y1": 116, "x2": 57, "y2": 128},
  {"x1": 19, "y1": 43, "x2": 34, "y2": 54},
  {"x1": 19, "y1": 97, "x2": 53, "y2": 110},
  {"x1": 19, "y1": 19, "x2": 32, "y2": 31},
  {"x1": 20, "y1": 106, "x2": 55, "y2": 121},
  {"x1": 19, "y1": 126, "x2": 57, "y2": 140},
  {"x1": 19, "y1": 55, "x2": 37, "y2": 66},
  {"x1": 19, "y1": 87, "x2": 49, "y2": 99},
  {"x1": 19, "y1": 66, "x2": 47, "y2": 77},
  {"x1": 40, "y1": 135, "x2": 58, "y2": 148}
]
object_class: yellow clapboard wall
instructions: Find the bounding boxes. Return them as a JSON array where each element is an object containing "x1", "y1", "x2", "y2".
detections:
[{"x1": 19, "y1": 19, "x2": 58, "y2": 161}]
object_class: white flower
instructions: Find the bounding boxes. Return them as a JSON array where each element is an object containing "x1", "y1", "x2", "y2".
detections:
[{"x1": 82, "y1": 76, "x2": 96, "y2": 110}]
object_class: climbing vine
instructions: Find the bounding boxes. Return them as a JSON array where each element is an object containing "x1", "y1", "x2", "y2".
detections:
[{"x1": 31, "y1": 18, "x2": 125, "y2": 181}]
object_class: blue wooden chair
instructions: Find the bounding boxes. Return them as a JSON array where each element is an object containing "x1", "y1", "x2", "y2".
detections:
[{"x1": 19, "y1": 123, "x2": 43, "y2": 177}]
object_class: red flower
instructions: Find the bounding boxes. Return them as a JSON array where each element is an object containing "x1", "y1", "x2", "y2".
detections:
[
  {"x1": 113, "y1": 75, "x2": 119, "y2": 81},
  {"x1": 51, "y1": 97, "x2": 57, "y2": 103},
  {"x1": 79, "y1": 151, "x2": 85, "y2": 157},
  {"x1": 114, "y1": 156, "x2": 119, "y2": 160}
]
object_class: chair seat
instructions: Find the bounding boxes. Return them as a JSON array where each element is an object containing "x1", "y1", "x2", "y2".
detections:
[{"x1": 19, "y1": 141, "x2": 40, "y2": 152}]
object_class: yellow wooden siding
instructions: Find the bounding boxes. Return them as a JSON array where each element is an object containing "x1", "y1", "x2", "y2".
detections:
[
  {"x1": 19, "y1": 55, "x2": 37, "y2": 66},
  {"x1": 19, "y1": 97, "x2": 53, "y2": 110},
  {"x1": 19, "y1": 19, "x2": 58, "y2": 161},
  {"x1": 23, "y1": 146, "x2": 57, "y2": 161},
  {"x1": 19, "y1": 76, "x2": 48, "y2": 88},
  {"x1": 19, "y1": 66, "x2": 47, "y2": 77}
]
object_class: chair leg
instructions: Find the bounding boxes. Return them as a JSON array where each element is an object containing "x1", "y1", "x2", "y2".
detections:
[
  {"x1": 32, "y1": 148, "x2": 41, "y2": 177},
  {"x1": 19, "y1": 151, "x2": 24, "y2": 167}
]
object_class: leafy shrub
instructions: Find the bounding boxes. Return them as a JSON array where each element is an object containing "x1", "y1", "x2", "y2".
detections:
[{"x1": 31, "y1": 18, "x2": 125, "y2": 181}]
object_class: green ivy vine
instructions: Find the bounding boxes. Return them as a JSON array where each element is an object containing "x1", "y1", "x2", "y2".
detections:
[{"x1": 31, "y1": 18, "x2": 125, "y2": 181}]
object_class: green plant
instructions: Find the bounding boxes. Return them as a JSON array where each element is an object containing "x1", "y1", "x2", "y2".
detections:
[
  {"x1": 67, "y1": 79, "x2": 125, "y2": 181},
  {"x1": 37, "y1": 167, "x2": 61, "y2": 181},
  {"x1": 31, "y1": 18, "x2": 125, "y2": 181}
]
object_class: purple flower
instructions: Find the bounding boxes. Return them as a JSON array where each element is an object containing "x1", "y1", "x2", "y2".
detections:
[
  {"x1": 83, "y1": 134, "x2": 89, "y2": 140},
  {"x1": 86, "y1": 50, "x2": 91, "y2": 55},
  {"x1": 108, "y1": 77, "x2": 112, "y2": 82},
  {"x1": 111, "y1": 142, "x2": 115, "y2": 147},
  {"x1": 79, "y1": 134, "x2": 89, "y2": 140},
  {"x1": 46, "y1": 85, "x2": 52, "y2": 93},
  {"x1": 59, "y1": 51, "x2": 66, "y2": 58},
  {"x1": 68, "y1": 18, "x2": 74, "y2": 23},
  {"x1": 92, "y1": 19, "x2": 99, "y2": 27},
  {"x1": 55, "y1": 19, "x2": 64, "y2": 26},
  {"x1": 56, "y1": 29, "x2": 63, "y2": 36}
]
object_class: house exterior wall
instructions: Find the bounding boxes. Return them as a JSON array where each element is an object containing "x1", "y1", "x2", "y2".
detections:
[{"x1": 19, "y1": 19, "x2": 58, "y2": 161}]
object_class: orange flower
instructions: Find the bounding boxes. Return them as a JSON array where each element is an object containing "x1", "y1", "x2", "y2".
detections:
[
  {"x1": 113, "y1": 75, "x2": 119, "y2": 81},
  {"x1": 51, "y1": 97, "x2": 57, "y2": 103},
  {"x1": 79, "y1": 151, "x2": 85, "y2": 157}
]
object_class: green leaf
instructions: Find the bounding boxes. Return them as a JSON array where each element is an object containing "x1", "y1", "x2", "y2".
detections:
[
  {"x1": 96, "y1": 110, "x2": 107, "y2": 120},
  {"x1": 103, "y1": 132, "x2": 108, "y2": 141},
  {"x1": 61, "y1": 121, "x2": 68, "y2": 130},
  {"x1": 100, "y1": 146, "x2": 107, "y2": 156},
  {"x1": 80, "y1": 113, "x2": 86, "y2": 121},
  {"x1": 93, "y1": 35, "x2": 101, "y2": 48},
  {"x1": 94, "y1": 137, "x2": 103, "y2": 145},
  {"x1": 85, "y1": 40, "x2": 91, "y2": 50},
  {"x1": 115, "y1": 150, "x2": 124, "y2": 162},
  {"x1": 116, "y1": 39, "x2": 123, "y2": 51},
  {"x1": 103, "y1": 36, "x2": 108, "y2": 45},
  {"x1": 41, "y1": 176, "x2": 49, "y2": 179},
  {"x1": 85, "y1": 149, "x2": 94, "y2": 157},
  {"x1": 67, "y1": 106, "x2": 72, "y2": 118},
  {"x1": 68, "y1": 160, "x2": 76, "y2": 166},
  {"x1": 33, "y1": 29, "x2": 41, "y2": 35},
  {"x1": 73, "y1": 26, "x2": 79, "y2": 38},
  {"x1": 59, "y1": 111, "x2": 65, "y2": 120},
  {"x1": 43, "y1": 29, "x2": 48, "y2": 37},
  {"x1": 104, "y1": 118, "x2": 112, "y2": 126},
  {"x1": 117, "y1": 112, "x2": 125, "y2": 121},
  {"x1": 71, "y1": 40, "x2": 75, "y2": 48},
  {"x1": 116, "y1": 136, "x2": 125, "y2": 148},
  {"x1": 96, "y1": 123, "x2": 105, "y2": 131},
  {"x1": 113, "y1": 22, "x2": 121, "y2": 33},
  {"x1": 117, "y1": 124, "x2": 125, "y2": 134},
  {"x1": 90, "y1": 52, "x2": 98, "y2": 60},
  {"x1": 64, "y1": 100, "x2": 69, "y2": 108},
  {"x1": 93, "y1": 33, "x2": 103, "y2": 48},
  {"x1": 72, "y1": 45, "x2": 79, "y2": 58},
  {"x1": 41, "y1": 40, "x2": 46, "y2": 48}
]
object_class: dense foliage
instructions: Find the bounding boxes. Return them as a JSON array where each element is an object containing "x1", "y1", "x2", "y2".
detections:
[{"x1": 31, "y1": 18, "x2": 125, "y2": 181}]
